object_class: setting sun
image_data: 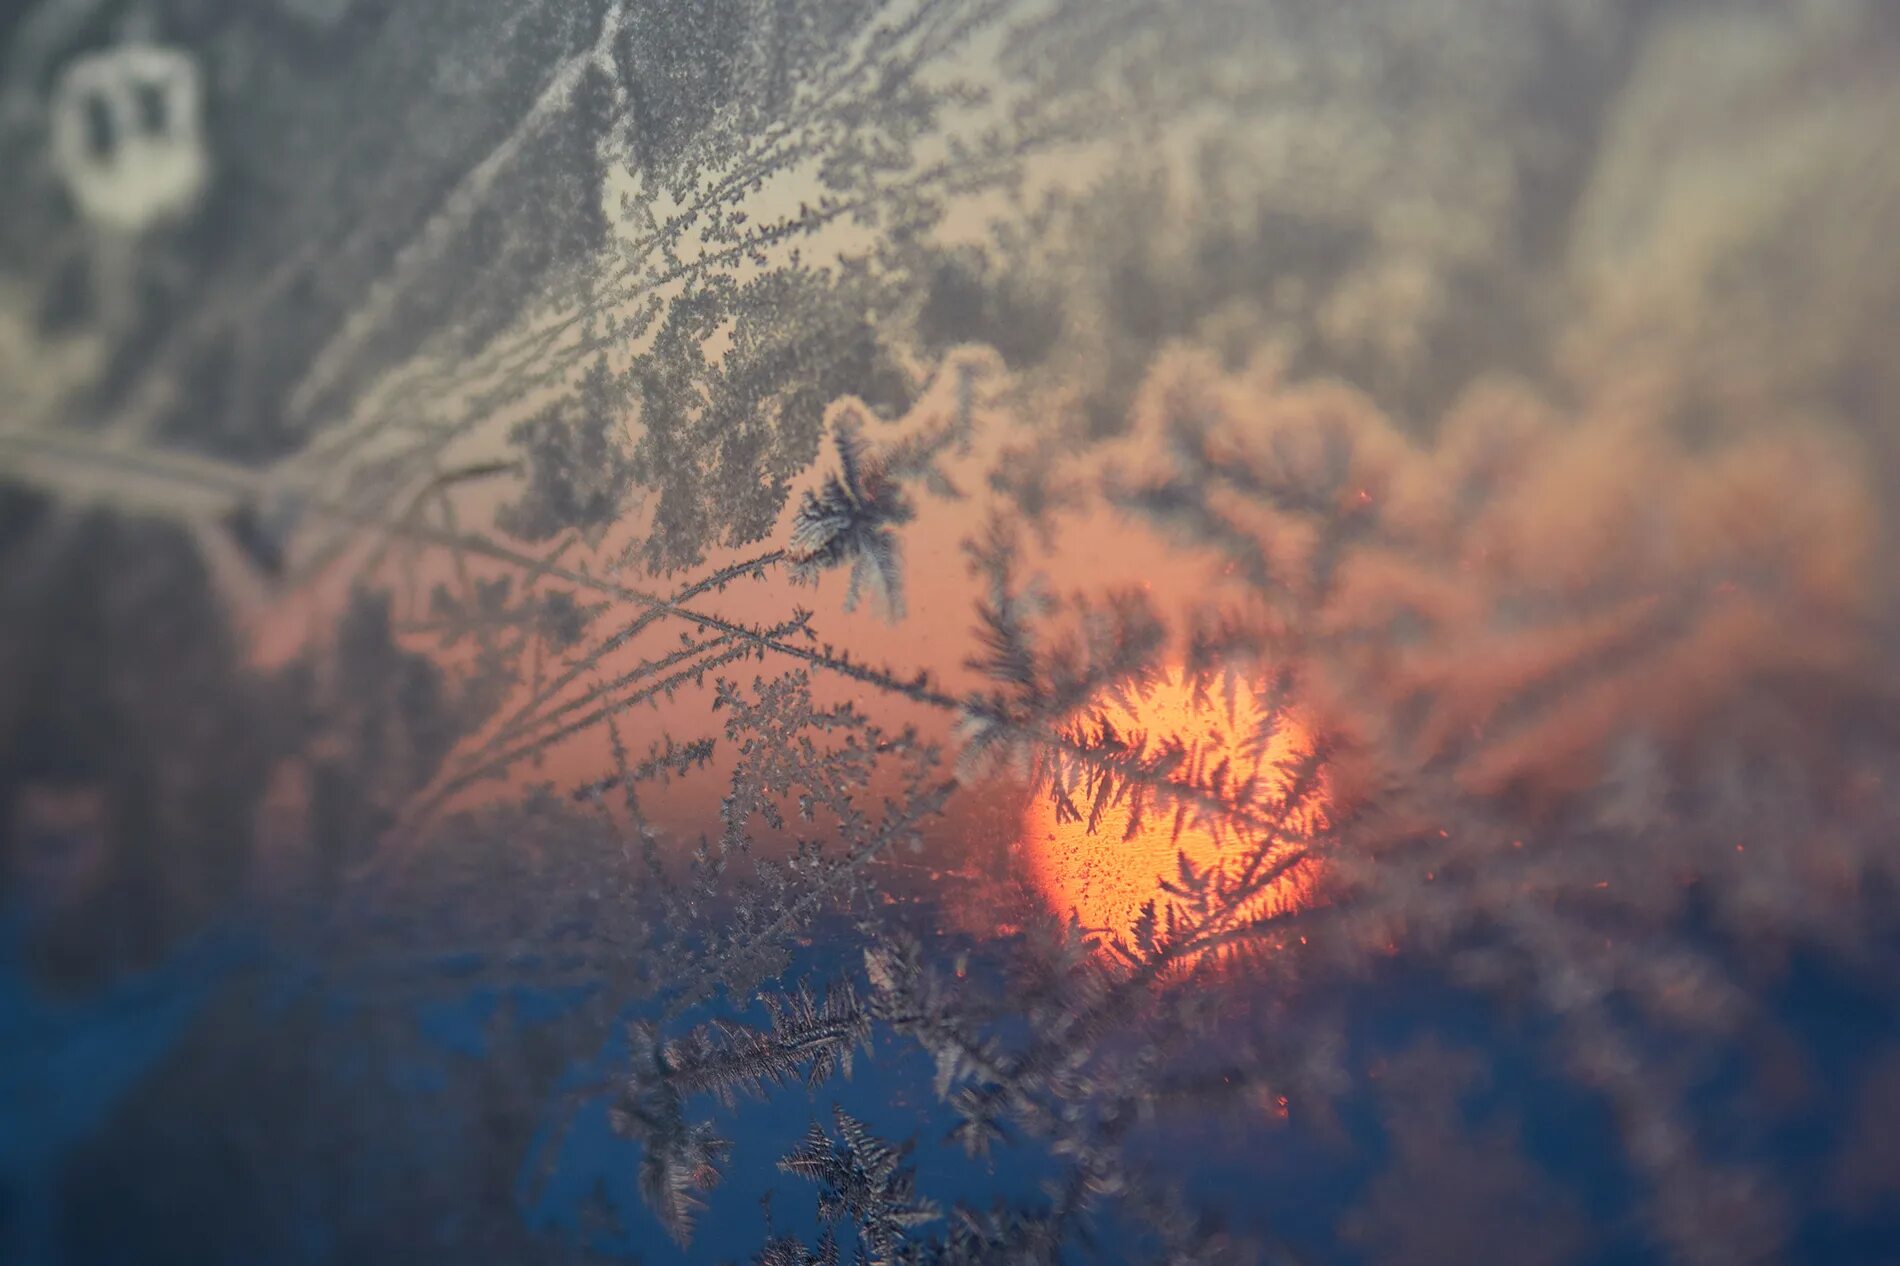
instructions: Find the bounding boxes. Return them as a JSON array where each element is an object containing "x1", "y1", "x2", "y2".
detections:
[{"x1": 1022, "y1": 667, "x2": 1324, "y2": 948}]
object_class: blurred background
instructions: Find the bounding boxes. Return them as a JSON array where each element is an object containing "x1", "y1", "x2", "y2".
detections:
[{"x1": 3, "y1": 2, "x2": 1900, "y2": 1263}]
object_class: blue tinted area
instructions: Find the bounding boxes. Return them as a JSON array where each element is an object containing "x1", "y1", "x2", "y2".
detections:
[
  {"x1": 0, "y1": 917, "x2": 239, "y2": 1265},
  {"x1": 6, "y1": 909, "x2": 1900, "y2": 1265}
]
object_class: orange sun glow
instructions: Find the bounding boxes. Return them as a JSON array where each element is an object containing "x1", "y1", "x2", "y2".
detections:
[{"x1": 1022, "y1": 667, "x2": 1324, "y2": 949}]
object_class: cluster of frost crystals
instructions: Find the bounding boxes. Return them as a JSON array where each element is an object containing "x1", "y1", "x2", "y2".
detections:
[
  {"x1": 49, "y1": 43, "x2": 209, "y2": 234},
  {"x1": 2, "y1": 2, "x2": 1898, "y2": 1265}
]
